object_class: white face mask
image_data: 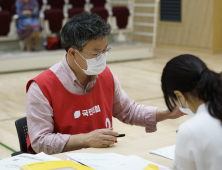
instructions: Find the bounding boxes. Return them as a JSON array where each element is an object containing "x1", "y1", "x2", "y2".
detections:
[
  {"x1": 74, "y1": 50, "x2": 108, "y2": 75},
  {"x1": 176, "y1": 95, "x2": 195, "y2": 117}
]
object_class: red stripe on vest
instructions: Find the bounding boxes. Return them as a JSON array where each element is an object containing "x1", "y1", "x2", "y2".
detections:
[{"x1": 26, "y1": 67, "x2": 114, "y2": 153}]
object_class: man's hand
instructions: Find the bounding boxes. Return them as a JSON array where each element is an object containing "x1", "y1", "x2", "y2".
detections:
[
  {"x1": 156, "y1": 107, "x2": 185, "y2": 122},
  {"x1": 167, "y1": 107, "x2": 186, "y2": 119},
  {"x1": 84, "y1": 128, "x2": 119, "y2": 148}
]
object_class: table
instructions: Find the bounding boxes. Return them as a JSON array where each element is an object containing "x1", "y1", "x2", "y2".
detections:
[{"x1": 53, "y1": 132, "x2": 176, "y2": 169}]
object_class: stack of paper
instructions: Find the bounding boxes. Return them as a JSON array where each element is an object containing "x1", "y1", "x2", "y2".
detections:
[
  {"x1": 67, "y1": 153, "x2": 171, "y2": 170},
  {"x1": 0, "y1": 152, "x2": 61, "y2": 170},
  {"x1": 149, "y1": 145, "x2": 175, "y2": 160}
]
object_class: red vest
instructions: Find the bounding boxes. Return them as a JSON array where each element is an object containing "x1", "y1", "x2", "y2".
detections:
[{"x1": 26, "y1": 67, "x2": 114, "y2": 153}]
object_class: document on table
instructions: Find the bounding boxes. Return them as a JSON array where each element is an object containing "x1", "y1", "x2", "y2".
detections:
[
  {"x1": 67, "y1": 153, "x2": 172, "y2": 170},
  {"x1": 0, "y1": 152, "x2": 61, "y2": 170},
  {"x1": 149, "y1": 145, "x2": 175, "y2": 160}
]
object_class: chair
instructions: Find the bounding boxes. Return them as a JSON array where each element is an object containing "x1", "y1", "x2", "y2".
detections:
[
  {"x1": 68, "y1": 8, "x2": 84, "y2": 18},
  {"x1": 112, "y1": 6, "x2": 130, "y2": 29},
  {"x1": 0, "y1": 11, "x2": 12, "y2": 36},
  {"x1": 47, "y1": 0, "x2": 64, "y2": 9},
  {"x1": 10, "y1": 4, "x2": 16, "y2": 16},
  {"x1": 44, "y1": 9, "x2": 64, "y2": 33},
  {"x1": 110, "y1": 6, "x2": 132, "y2": 42},
  {"x1": 68, "y1": 0, "x2": 85, "y2": 18},
  {"x1": 69, "y1": 0, "x2": 85, "y2": 8},
  {"x1": 0, "y1": 0, "x2": 17, "y2": 38},
  {"x1": 0, "y1": 0, "x2": 15, "y2": 14},
  {"x1": 11, "y1": 117, "x2": 29, "y2": 156},
  {"x1": 43, "y1": 0, "x2": 65, "y2": 34},
  {"x1": 89, "y1": 0, "x2": 108, "y2": 21},
  {"x1": 91, "y1": 7, "x2": 108, "y2": 21},
  {"x1": 90, "y1": 0, "x2": 106, "y2": 7}
]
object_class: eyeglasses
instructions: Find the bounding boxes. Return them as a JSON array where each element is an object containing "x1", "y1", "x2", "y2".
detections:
[{"x1": 75, "y1": 46, "x2": 111, "y2": 60}]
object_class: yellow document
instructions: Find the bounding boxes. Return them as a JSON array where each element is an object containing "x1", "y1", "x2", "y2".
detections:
[
  {"x1": 20, "y1": 160, "x2": 94, "y2": 170},
  {"x1": 143, "y1": 164, "x2": 159, "y2": 170}
]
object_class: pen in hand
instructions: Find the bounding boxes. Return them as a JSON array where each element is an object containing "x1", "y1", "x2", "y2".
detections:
[{"x1": 116, "y1": 134, "x2": 125, "y2": 138}]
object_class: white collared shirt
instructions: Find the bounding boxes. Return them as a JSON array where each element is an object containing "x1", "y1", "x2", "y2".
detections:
[{"x1": 174, "y1": 104, "x2": 222, "y2": 170}]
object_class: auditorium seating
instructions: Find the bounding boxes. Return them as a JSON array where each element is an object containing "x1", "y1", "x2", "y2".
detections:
[
  {"x1": 89, "y1": 0, "x2": 109, "y2": 21},
  {"x1": 0, "y1": 0, "x2": 17, "y2": 40},
  {"x1": 0, "y1": 0, "x2": 132, "y2": 43},
  {"x1": 68, "y1": 0, "x2": 85, "y2": 18},
  {"x1": 0, "y1": 11, "x2": 12, "y2": 36},
  {"x1": 91, "y1": 7, "x2": 109, "y2": 21},
  {"x1": 47, "y1": 0, "x2": 64, "y2": 9},
  {"x1": 90, "y1": 0, "x2": 106, "y2": 7},
  {"x1": 0, "y1": 0, "x2": 15, "y2": 14},
  {"x1": 44, "y1": 9, "x2": 64, "y2": 33},
  {"x1": 43, "y1": 0, "x2": 65, "y2": 34},
  {"x1": 112, "y1": 6, "x2": 130, "y2": 29}
]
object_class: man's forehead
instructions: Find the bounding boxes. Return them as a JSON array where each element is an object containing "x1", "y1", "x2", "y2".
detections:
[
  {"x1": 85, "y1": 38, "x2": 107, "y2": 51},
  {"x1": 92, "y1": 44, "x2": 108, "y2": 51}
]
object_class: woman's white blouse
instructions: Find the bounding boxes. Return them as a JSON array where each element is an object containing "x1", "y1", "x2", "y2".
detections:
[{"x1": 173, "y1": 104, "x2": 222, "y2": 170}]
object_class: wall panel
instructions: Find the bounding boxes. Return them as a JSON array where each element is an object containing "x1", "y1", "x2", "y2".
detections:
[
  {"x1": 156, "y1": 0, "x2": 213, "y2": 50},
  {"x1": 132, "y1": 0, "x2": 156, "y2": 43}
]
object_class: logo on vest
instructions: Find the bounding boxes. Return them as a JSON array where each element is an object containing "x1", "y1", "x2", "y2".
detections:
[
  {"x1": 74, "y1": 110, "x2": 81, "y2": 119},
  {"x1": 74, "y1": 105, "x2": 101, "y2": 119}
]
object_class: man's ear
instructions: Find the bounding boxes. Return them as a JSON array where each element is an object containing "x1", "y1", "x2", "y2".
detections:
[{"x1": 67, "y1": 47, "x2": 76, "y2": 59}]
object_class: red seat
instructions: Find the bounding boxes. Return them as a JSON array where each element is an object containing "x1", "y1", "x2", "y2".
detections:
[
  {"x1": 69, "y1": 0, "x2": 85, "y2": 7},
  {"x1": 91, "y1": 7, "x2": 108, "y2": 21},
  {"x1": 90, "y1": 0, "x2": 106, "y2": 7},
  {"x1": 0, "y1": 0, "x2": 15, "y2": 12},
  {"x1": 44, "y1": 9, "x2": 64, "y2": 33},
  {"x1": 0, "y1": 0, "x2": 15, "y2": 15},
  {"x1": 44, "y1": 0, "x2": 65, "y2": 33},
  {"x1": 0, "y1": 11, "x2": 12, "y2": 35},
  {"x1": 68, "y1": 0, "x2": 85, "y2": 18},
  {"x1": 68, "y1": 8, "x2": 84, "y2": 18},
  {"x1": 11, "y1": 4, "x2": 16, "y2": 15},
  {"x1": 112, "y1": 7, "x2": 130, "y2": 29},
  {"x1": 47, "y1": 0, "x2": 64, "y2": 9}
]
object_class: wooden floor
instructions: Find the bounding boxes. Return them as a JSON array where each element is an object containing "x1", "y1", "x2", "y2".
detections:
[{"x1": 0, "y1": 47, "x2": 221, "y2": 160}]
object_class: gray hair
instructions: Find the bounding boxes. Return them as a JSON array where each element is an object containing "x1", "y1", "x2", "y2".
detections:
[{"x1": 61, "y1": 12, "x2": 111, "y2": 52}]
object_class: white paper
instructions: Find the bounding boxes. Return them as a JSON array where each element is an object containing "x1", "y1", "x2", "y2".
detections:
[
  {"x1": 35, "y1": 152, "x2": 62, "y2": 161},
  {"x1": 149, "y1": 145, "x2": 175, "y2": 160},
  {"x1": 125, "y1": 155, "x2": 171, "y2": 170},
  {"x1": 0, "y1": 152, "x2": 61, "y2": 170},
  {"x1": 67, "y1": 152, "x2": 172, "y2": 170},
  {"x1": 67, "y1": 153, "x2": 127, "y2": 170}
]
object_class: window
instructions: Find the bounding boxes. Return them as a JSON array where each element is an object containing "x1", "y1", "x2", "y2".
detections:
[{"x1": 160, "y1": 0, "x2": 182, "y2": 22}]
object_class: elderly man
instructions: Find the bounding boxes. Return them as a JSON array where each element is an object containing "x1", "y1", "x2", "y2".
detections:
[{"x1": 26, "y1": 12, "x2": 183, "y2": 154}]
